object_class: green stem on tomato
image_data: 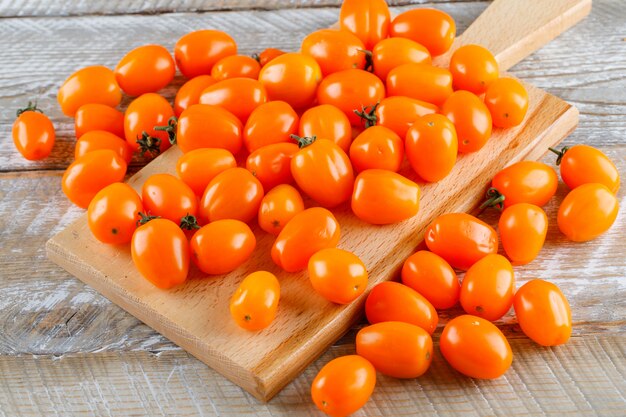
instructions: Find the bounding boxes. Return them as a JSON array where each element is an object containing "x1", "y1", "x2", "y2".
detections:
[
  {"x1": 154, "y1": 116, "x2": 178, "y2": 145},
  {"x1": 136, "y1": 212, "x2": 160, "y2": 227},
  {"x1": 16, "y1": 101, "x2": 44, "y2": 117},
  {"x1": 548, "y1": 146, "x2": 570, "y2": 166},
  {"x1": 290, "y1": 134, "x2": 317, "y2": 149},
  {"x1": 354, "y1": 102, "x2": 380, "y2": 129},
  {"x1": 180, "y1": 214, "x2": 200, "y2": 231},
  {"x1": 479, "y1": 187, "x2": 506, "y2": 211}
]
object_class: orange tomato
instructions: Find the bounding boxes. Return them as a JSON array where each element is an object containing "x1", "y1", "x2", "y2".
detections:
[
  {"x1": 356, "y1": 321, "x2": 433, "y2": 378},
  {"x1": 255, "y1": 48, "x2": 285, "y2": 66},
  {"x1": 490, "y1": 161, "x2": 558, "y2": 208},
  {"x1": 365, "y1": 282, "x2": 438, "y2": 334},
  {"x1": 441, "y1": 90, "x2": 492, "y2": 153},
  {"x1": 308, "y1": 248, "x2": 368, "y2": 304},
  {"x1": 401, "y1": 250, "x2": 460, "y2": 309},
  {"x1": 199, "y1": 78, "x2": 267, "y2": 123},
  {"x1": 62, "y1": 149, "x2": 127, "y2": 208},
  {"x1": 371, "y1": 37, "x2": 431, "y2": 81},
  {"x1": 440, "y1": 315, "x2": 512, "y2": 379},
  {"x1": 390, "y1": 8, "x2": 456, "y2": 56},
  {"x1": 272, "y1": 207, "x2": 340, "y2": 272},
  {"x1": 211, "y1": 55, "x2": 261, "y2": 80},
  {"x1": 499, "y1": 203, "x2": 548, "y2": 265},
  {"x1": 425, "y1": 213, "x2": 498, "y2": 270},
  {"x1": 142, "y1": 174, "x2": 198, "y2": 224},
  {"x1": 131, "y1": 218, "x2": 190, "y2": 289},
  {"x1": 386, "y1": 63, "x2": 453, "y2": 106},
  {"x1": 114, "y1": 44, "x2": 175, "y2": 96},
  {"x1": 557, "y1": 183, "x2": 619, "y2": 242},
  {"x1": 124, "y1": 93, "x2": 174, "y2": 157},
  {"x1": 311, "y1": 355, "x2": 376, "y2": 417},
  {"x1": 243, "y1": 101, "x2": 299, "y2": 152},
  {"x1": 301, "y1": 29, "x2": 366, "y2": 76},
  {"x1": 352, "y1": 169, "x2": 420, "y2": 224},
  {"x1": 176, "y1": 104, "x2": 243, "y2": 155},
  {"x1": 449, "y1": 44, "x2": 499, "y2": 94},
  {"x1": 514, "y1": 279, "x2": 572, "y2": 346},
  {"x1": 12, "y1": 106, "x2": 55, "y2": 161},
  {"x1": 176, "y1": 148, "x2": 236, "y2": 196},
  {"x1": 551, "y1": 145, "x2": 620, "y2": 193},
  {"x1": 230, "y1": 271, "x2": 280, "y2": 331},
  {"x1": 174, "y1": 30, "x2": 237, "y2": 78},
  {"x1": 405, "y1": 113, "x2": 458, "y2": 182},
  {"x1": 299, "y1": 104, "x2": 352, "y2": 152},
  {"x1": 370, "y1": 96, "x2": 438, "y2": 138},
  {"x1": 349, "y1": 126, "x2": 403, "y2": 172},
  {"x1": 484, "y1": 77, "x2": 529, "y2": 128},
  {"x1": 87, "y1": 183, "x2": 143, "y2": 245},
  {"x1": 258, "y1": 53, "x2": 322, "y2": 109},
  {"x1": 75, "y1": 103, "x2": 125, "y2": 139},
  {"x1": 246, "y1": 143, "x2": 299, "y2": 191},
  {"x1": 75, "y1": 130, "x2": 132, "y2": 163},
  {"x1": 57, "y1": 66, "x2": 121, "y2": 116},
  {"x1": 339, "y1": 0, "x2": 390, "y2": 50},
  {"x1": 258, "y1": 184, "x2": 304, "y2": 235},
  {"x1": 174, "y1": 75, "x2": 216, "y2": 117}
]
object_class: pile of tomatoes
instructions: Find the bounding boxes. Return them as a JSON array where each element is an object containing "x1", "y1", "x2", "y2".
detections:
[{"x1": 11, "y1": 0, "x2": 620, "y2": 415}]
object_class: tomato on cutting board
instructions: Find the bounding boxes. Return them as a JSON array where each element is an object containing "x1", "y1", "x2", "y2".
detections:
[
  {"x1": 257, "y1": 184, "x2": 304, "y2": 236},
  {"x1": 308, "y1": 248, "x2": 368, "y2": 304},
  {"x1": 301, "y1": 29, "x2": 366, "y2": 76},
  {"x1": 299, "y1": 104, "x2": 352, "y2": 152},
  {"x1": 141, "y1": 174, "x2": 198, "y2": 226},
  {"x1": 176, "y1": 104, "x2": 243, "y2": 155},
  {"x1": 87, "y1": 183, "x2": 143, "y2": 245},
  {"x1": 390, "y1": 8, "x2": 456, "y2": 56},
  {"x1": 124, "y1": 93, "x2": 174, "y2": 157},
  {"x1": 243, "y1": 101, "x2": 299, "y2": 153},
  {"x1": 230, "y1": 271, "x2": 280, "y2": 331},
  {"x1": 176, "y1": 148, "x2": 237, "y2": 196}
]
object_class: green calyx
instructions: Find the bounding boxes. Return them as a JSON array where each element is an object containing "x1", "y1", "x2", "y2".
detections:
[
  {"x1": 354, "y1": 102, "x2": 380, "y2": 129},
  {"x1": 136, "y1": 212, "x2": 160, "y2": 227},
  {"x1": 358, "y1": 49, "x2": 374, "y2": 73},
  {"x1": 179, "y1": 214, "x2": 200, "y2": 231},
  {"x1": 548, "y1": 146, "x2": 570, "y2": 166},
  {"x1": 136, "y1": 132, "x2": 162, "y2": 158},
  {"x1": 16, "y1": 101, "x2": 44, "y2": 117},
  {"x1": 154, "y1": 116, "x2": 178, "y2": 145},
  {"x1": 290, "y1": 134, "x2": 317, "y2": 149},
  {"x1": 479, "y1": 187, "x2": 506, "y2": 211}
]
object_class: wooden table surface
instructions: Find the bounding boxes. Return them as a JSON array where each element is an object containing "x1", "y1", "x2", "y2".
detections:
[{"x1": 0, "y1": 1, "x2": 624, "y2": 416}]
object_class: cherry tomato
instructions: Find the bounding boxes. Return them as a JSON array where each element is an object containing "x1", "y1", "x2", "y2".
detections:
[
  {"x1": 369, "y1": 96, "x2": 438, "y2": 139},
  {"x1": 301, "y1": 29, "x2": 366, "y2": 76},
  {"x1": 57, "y1": 66, "x2": 121, "y2": 117},
  {"x1": 406, "y1": 113, "x2": 458, "y2": 182},
  {"x1": 272, "y1": 207, "x2": 340, "y2": 272},
  {"x1": 142, "y1": 174, "x2": 197, "y2": 224},
  {"x1": 87, "y1": 183, "x2": 142, "y2": 245},
  {"x1": 258, "y1": 52, "x2": 322, "y2": 109},
  {"x1": 243, "y1": 101, "x2": 299, "y2": 153},
  {"x1": 490, "y1": 161, "x2": 558, "y2": 208},
  {"x1": 352, "y1": 169, "x2": 420, "y2": 224},
  {"x1": 124, "y1": 93, "x2": 174, "y2": 157},
  {"x1": 349, "y1": 126, "x2": 403, "y2": 173},
  {"x1": 299, "y1": 105, "x2": 352, "y2": 152},
  {"x1": 440, "y1": 315, "x2": 512, "y2": 379},
  {"x1": 211, "y1": 55, "x2": 261, "y2": 81},
  {"x1": 311, "y1": 355, "x2": 376, "y2": 417},
  {"x1": 387, "y1": 63, "x2": 452, "y2": 106},
  {"x1": 425, "y1": 213, "x2": 498, "y2": 270},
  {"x1": 246, "y1": 143, "x2": 299, "y2": 191},
  {"x1": 339, "y1": 0, "x2": 390, "y2": 50},
  {"x1": 557, "y1": 183, "x2": 619, "y2": 242},
  {"x1": 132, "y1": 218, "x2": 189, "y2": 289},
  {"x1": 514, "y1": 279, "x2": 572, "y2": 346},
  {"x1": 12, "y1": 105, "x2": 55, "y2": 161},
  {"x1": 75, "y1": 103, "x2": 124, "y2": 139},
  {"x1": 308, "y1": 248, "x2": 368, "y2": 304},
  {"x1": 74, "y1": 130, "x2": 132, "y2": 164},
  {"x1": 230, "y1": 271, "x2": 280, "y2": 331},
  {"x1": 356, "y1": 321, "x2": 433, "y2": 378},
  {"x1": 114, "y1": 44, "x2": 175, "y2": 96},
  {"x1": 174, "y1": 30, "x2": 237, "y2": 79},
  {"x1": 200, "y1": 167, "x2": 264, "y2": 224},
  {"x1": 372, "y1": 37, "x2": 431, "y2": 81},
  {"x1": 174, "y1": 75, "x2": 216, "y2": 117},
  {"x1": 291, "y1": 137, "x2": 354, "y2": 208},
  {"x1": 199, "y1": 78, "x2": 266, "y2": 124},
  {"x1": 441, "y1": 90, "x2": 492, "y2": 153},
  {"x1": 484, "y1": 77, "x2": 529, "y2": 128},
  {"x1": 449, "y1": 44, "x2": 499, "y2": 94},
  {"x1": 62, "y1": 149, "x2": 127, "y2": 208},
  {"x1": 258, "y1": 184, "x2": 304, "y2": 235},
  {"x1": 390, "y1": 8, "x2": 456, "y2": 56},
  {"x1": 176, "y1": 104, "x2": 242, "y2": 154},
  {"x1": 460, "y1": 254, "x2": 515, "y2": 321},
  {"x1": 401, "y1": 250, "x2": 460, "y2": 309},
  {"x1": 256, "y1": 48, "x2": 285, "y2": 67},
  {"x1": 365, "y1": 282, "x2": 438, "y2": 334},
  {"x1": 190, "y1": 220, "x2": 256, "y2": 275},
  {"x1": 499, "y1": 203, "x2": 548, "y2": 265},
  {"x1": 176, "y1": 148, "x2": 236, "y2": 196},
  {"x1": 551, "y1": 145, "x2": 620, "y2": 194}
]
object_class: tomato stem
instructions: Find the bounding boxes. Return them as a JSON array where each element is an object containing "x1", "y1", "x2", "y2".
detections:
[
  {"x1": 290, "y1": 134, "x2": 317, "y2": 149},
  {"x1": 358, "y1": 49, "x2": 374, "y2": 73},
  {"x1": 180, "y1": 214, "x2": 200, "y2": 230},
  {"x1": 136, "y1": 212, "x2": 160, "y2": 227},
  {"x1": 354, "y1": 102, "x2": 379, "y2": 129},
  {"x1": 548, "y1": 146, "x2": 570, "y2": 166},
  {"x1": 251, "y1": 53, "x2": 260, "y2": 63},
  {"x1": 16, "y1": 101, "x2": 43, "y2": 117},
  {"x1": 154, "y1": 116, "x2": 178, "y2": 145},
  {"x1": 479, "y1": 187, "x2": 505, "y2": 211},
  {"x1": 136, "y1": 132, "x2": 162, "y2": 158}
]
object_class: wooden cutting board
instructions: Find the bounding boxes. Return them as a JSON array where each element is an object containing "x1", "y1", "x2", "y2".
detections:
[{"x1": 46, "y1": 0, "x2": 591, "y2": 402}]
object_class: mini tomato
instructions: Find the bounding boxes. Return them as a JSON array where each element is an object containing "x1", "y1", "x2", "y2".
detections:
[
  {"x1": 299, "y1": 105, "x2": 352, "y2": 152},
  {"x1": 484, "y1": 77, "x2": 529, "y2": 128},
  {"x1": 141, "y1": 174, "x2": 198, "y2": 225},
  {"x1": 131, "y1": 218, "x2": 189, "y2": 289},
  {"x1": 57, "y1": 66, "x2": 121, "y2": 116},
  {"x1": 230, "y1": 271, "x2": 280, "y2": 331},
  {"x1": 199, "y1": 78, "x2": 267, "y2": 124},
  {"x1": 440, "y1": 315, "x2": 512, "y2": 379},
  {"x1": 557, "y1": 183, "x2": 619, "y2": 242},
  {"x1": 401, "y1": 250, "x2": 460, "y2": 310},
  {"x1": 441, "y1": 90, "x2": 492, "y2": 153},
  {"x1": 514, "y1": 279, "x2": 572, "y2": 346},
  {"x1": 75, "y1": 130, "x2": 132, "y2": 163},
  {"x1": 311, "y1": 355, "x2": 376, "y2": 417},
  {"x1": 291, "y1": 136, "x2": 354, "y2": 208},
  {"x1": 489, "y1": 161, "x2": 558, "y2": 208},
  {"x1": 114, "y1": 44, "x2": 175, "y2": 96},
  {"x1": 449, "y1": 44, "x2": 499, "y2": 94},
  {"x1": 339, "y1": 0, "x2": 390, "y2": 49},
  {"x1": 351, "y1": 169, "x2": 420, "y2": 225},
  {"x1": 390, "y1": 8, "x2": 456, "y2": 56},
  {"x1": 317, "y1": 69, "x2": 385, "y2": 126},
  {"x1": 255, "y1": 48, "x2": 285, "y2": 66},
  {"x1": 349, "y1": 126, "x2": 404, "y2": 172},
  {"x1": 271, "y1": 207, "x2": 340, "y2": 272},
  {"x1": 211, "y1": 55, "x2": 261, "y2": 80},
  {"x1": 550, "y1": 145, "x2": 620, "y2": 194},
  {"x1": 174, "y1": 30, "x2": 237, "y2": 79},
  {"x1": 365, "y1": 282, "x2": 438, "y2": 334},
  {"x1": 425, "y1": 213, "x2": 498, "y2": 270},
  {"x1": 366, "y1": 96, "x2": 438, "y2": 138},
  {"x1": 124, "y1": 93, "x2": 174, "y2": 157},
  {"x1": 176, "y1": 104, "x2": 242, "y2": 155},
  {"x1": 356, "y1": 321, "x2": 433, "y2": 378},
  {"x1": 460, "y1": 254, "x2": 515, "y2": 321},
  {"x1": 174, "y1": 75, "x2": 216, "y2": 117},
  {"x1": 75, "y1": 103, "x2": 125, "y2": 139},
  {"x1": 301, "y1": 29, "x2": 366, "y2": 76},
  {"x1": 62, "y1": 149, "x2": 127, "y2": 208},
  {"x1": 12, "y1": 104, "x2": 55, "y2": 161},
  {"x1": 246, "y1": 143, "x2": 299, "y2": 191},
  {"x1": 308, "y1": 248, "x2": 368, "y2": 304},
  {"x1": 87, "y1": 183, "x2": 143, "y2": 244},
  {"x1": 405, "y1": 113, "x2": 458, "y2": 182},
  {"x1": 499, "y1": 203, "x2": 548, "y2": 265},
  {"x1": 386, "y1": 63, "x2": 453, "y2": 106},
  {"x1": 258, "y1": 52, "x2": 321, "y2": 109},
  {"x1": 243, "y1": 101, "x2": 299, "y2": 152},
  {"x1": 371, "y1": 37, "x2": 431, "y2": 81},
  {"x1": 258, "y1": 184, "x2": 304, "y2": 235},
  {"x1": 190, "y1": 219, "x2": 256, "y2": 275},
  {"x1": 200, "y1": 167, "x2": 264, "y2": 224},
  {"x1": 176, "y1": 148, "x2": 236, "y2": 196}
]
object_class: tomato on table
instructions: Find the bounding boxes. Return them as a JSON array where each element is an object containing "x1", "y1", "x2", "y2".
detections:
[
  {"x1": 246, "y1": 143, "x2": 299, "y2": 191},
  {"x1": 176, "y1": 148, "x2": 236, "y2": 196},
  {"x1": 390, "y1": 8, "x2": 456, "y2": 56},
  {"x1": 211, "y1": 55, "x2": 261, "y2": 80},
  {"x1": 488, "y1": 160, "x2": 558, "y2": 208},
  {"x1": 449, "y1": 44, "x2": 499, "y2": 94},
  {"x1": 87, "y1": 183, "x2": 143, "y2": 245},
  {"x1": 441, "y1": 90, "x2": 492, "y2": 153},
  {"x1": 75, "y1": 103, "x2": 125, "y2": 139},
  {"x1": 75, "y1": 130, "x2": 132, "y2": 163},
  {"x1": 141, "y1": 174, "x2": 198, "y2": 225},
  {"x1": 386, "y1": 63, "x2": 452, "y2": 106},
  {"x1": 339, "y1": 0, "x2": 390, "y2": 49},
  {"x1": 199, "y1": 78, "x2": 267, "y2": 124},
  {"x1": 176, "y1": 104, "x2": 243, "y2": 155},
  {"x1": 364, "y1": 96, "x2": 438, "y2": 139},
  {"x1": 550, "y1": 144, "x2": 620, "y2": 194},
  {"x1": 299, "y1": 105, "x2": 352, "y2": 152},
  {"x1": 258, "y1": 52, "x2": 321, "y2": 109},
  {"x1": 301, "y1": 29, "x2": 366, "y2": 76},
  {"x1": 499, "y1": 203, "x2": 548, "y2": 265},
  {"x1": 58, "y1": 65, "x2": 121, "y2": 116},
  {"x1": 371, "y1": 37, "x2": 431, "y2": 81},
  {"x1": 12, "y1": 103, "x2": 55, "y2": 161},
  {"x1": 258, "y1": 184, "x2": 304, "y2": 236},
  {"x1": 401, "y1": 250, "x2": 460, "y2": 310},
  {"x1": 114, "y1": 44, "x2": 175, "y2": 96},
  {"x1": 484, "y1": 77, "x2": 529, "y2": 128},
  {"x1": 349, "y1": 126, "x2": 404, "y2": 172},
  {"x1": 308, "y1": 248, "x2": 368, "y2": 304},
  {"x1": 243, "y1": 101, "x2": 299, "y2": 152},
  {"x1": 174, "y1": 75, "x2": 216, "y2": 117},
  {"x1": 230, "y1": 271, "x2": 280, "y2": 331},
  {"x1": 174, "y1": 30, "x2": 237, "y2": 78},
  {"x1": 124, "y1": 93, "x2": 174, "y2": 157}
]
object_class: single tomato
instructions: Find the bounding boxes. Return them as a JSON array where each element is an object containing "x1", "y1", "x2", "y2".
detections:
[
  {"x1": 124, "y1": 93, "x2": 174, "y2": 157},
  {"x1": 299, "y1": 104, "x2": 352, "y2": 152},
  {"x1": 441, "y1": 90, "x2": 492, "y2": 153},
  {"x1": 176, "y1": 104, "x2": 242, "y2": 155},
  {"x1": 390, "y1": 8, "x2": 456, "y2": 56},
  {"x1": 258, "y1": 184, "x2": 304, "y2": 236},
  {"x1": 367, "y1": 96, "x2": 438, "y2": 138},
  {"x1": 401, "y1": 250, "x2": 460, "y2": 309},
  {"x1": 58, "y1": 66, "x2": 121, "y2": 116},
  {"x1": 371, "y1": 37, "x2": 431, "y2": 81},
  {"x1": 301, "y1": 29, "x2": 366, "y2": 76},
  {"x1": 484, "y1": 77, "x2": 529, "y2": 128},
  {"x1": 75, "y1": 103, "x2": 125, "y2": 139},
  {"x1": 176, "y1": 148, "x2": 236, "y2": 196},
  {"x1": 230, "y1": 271, "x2": 280, "y2": 331},
  {"x1": 174, "y1": 30, "x2": 237, "y2": 78},
  {"x1": 308, "y1": 248, "x2": 368, "y2": 304},
  {"x1": 258, "y1": 53, "x2": 322, "y2": 109},
  {"x1": 349, "y1": 126, "x2": 404, "y2": 172},
  {"x1": 339, "y1": 0, "x2": 390, "y2": 49},
  {"x1": 386, "y1": 63, "x2": 453, "y2": 106},
  {"x1": 449, "y1": 44, "x2": 499, "y2": 94},
  {"x1": 550, "y1": 145, "x2": 620, "y2": 194},
  {"x1": 243, "y1": 101, "x2": 299, "y2": 152},
  {"x1": 174, "y1": 75, "x2": 216, "y2": 117},
  {"x1": 87, "y1": 183, "x2": 143, "y2": 245},
  {"x1": 115, "y1": 44, "x2": 175, "y2": 96},
  {"x1": 211, "y1": 55, "x2": 261, "y2": 80},
  {"x1": 499, "y1": 203, "x2": 548, "y2": 265},
  {"x1": 246, "y1": 143, "x2": 299, "y2": 191},
  {"x1": 199, "y1": 78, "x2": 267, "y2": 123},
  {"x1": 12, "y1": 104, "x2": 55, "y2": 161},
  {"x1": 489, "y1": 161, "x2": 558, "y2": 208},
  {"x1": 75, "y1": 130, "x2": 132, "y2": 163},
  {"x1": 142, "y1": 174, "x2": 198, "y2": 225}
]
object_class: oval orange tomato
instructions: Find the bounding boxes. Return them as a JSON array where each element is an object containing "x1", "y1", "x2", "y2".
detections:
[
  {"x1": 401, "y1": 250, "x2": 460, "y2": 310},
  {"x1": 124, "y1": 93, "x2": 174, "y2": 157},
  {"x1": 12, "y1": 106, "x2": 55, "y2": 161},
  {"x1": 142, "y1": 174, "x2": 198, "y2": 224},
  {"x1": 551, "y1": 145, "x2": 620, "y2": 194},
  {"x1": 258, "y1": 52, "x2": 321, "y2": 109},
  {"x1": 301, "y1": 29, "x2": 366, "y2": 76},
  {"x1": 371, "y1": 37, "x2": 431, "y2": 81},
  {"x1": 176, "y1": 104, "x2": 242, "y2": 155},
  {"x1": 58, "y1": 66, "x2": 121, "y2": 116},
  {"x1": 246, "y1": 143, "x2": 299, "y2": 191},
  {"x1": 199, "y1": 78, "x2": 267, "y2": 124},
  {"x1": 390, "y1": 8, "x2": 456, "y2": 56},
  {"x1": 449, "y1": 44, "x2": 499, "y2": 94},
  {"x1": 174, "y1": 30, "x2": 237, "y2": 79},
  {"x1": 75, "y1": 130, "x2": 132, "y2": 163},
  {"x1": 386, "y1": 63, "x2": 453, "y2": 106},
  {"x1": 176, "y1": 148, "x2": 237, "y2": 196},
  {"x1": 441, "y1": 90, "x2": 492, "y2": 153},
  {"x1": 308, "y1": 248, "x2": 368, "y2": 304},
  {"x1": 115, "y1": 44, "x2": 175, "y2": 96},
  {"x1": 211, "y1": 55, "x2": 261, "y2": 80},
  {"x1": 174, "y1": 75, "x2": 216, "y2": 117},
  {"x1": 299, "y1": 104, "x2": 352, "y2": 152},
  {"x1": 75, "y1": 103, "x2": 125, "y2": 139},
  {"x1": 230, "y1": 271, "x2": 280, "y2": 331},
  {"x1": 499, "y1": 203, "x2": 548, "y2": 265},
  {"x1": 243, "y1": 101, "x2": 299, "y2": 152},
  {"x1": 87, "y1": 183, "x2": 143, "y2": 245},
  {"x1": 258, "y1": 184, "x2": 304, "y2": 236},
  {"x1": 490, "y1": 161, "x2": 558, "y2": 208},
  {"x1": 339, "y1": 0, "x2": 390, "y2": 50},
  {"x1": 484, "y1": 77, "x2": 529, "y2": 128},
  {"x1": 349, "y1": 126, "x2": 404, "y2": 173},
  {"x1": 372, "y1": 96, "x2": 438, "y2": 138}
]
